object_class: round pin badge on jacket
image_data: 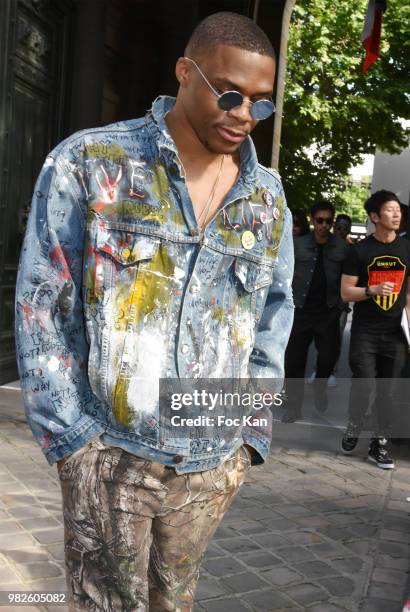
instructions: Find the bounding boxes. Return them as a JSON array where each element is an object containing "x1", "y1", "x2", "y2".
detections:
[
  {"x1": 241, "y1": 231, "x2": 256, "y2": 250},
  {"x1": 263, "y1": 191, "x2": 273, "y2": 207}
]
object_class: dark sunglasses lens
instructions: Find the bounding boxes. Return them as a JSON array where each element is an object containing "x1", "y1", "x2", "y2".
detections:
[
  {"x1": 316, "y1": 218, "x2": 332, "y2": 225},
  {"x1": 251, "y1": 100, "x2": 275, "y2": 120},
  {"x1": 218, "y1": 91, "x2": 243, "y2": 111}
]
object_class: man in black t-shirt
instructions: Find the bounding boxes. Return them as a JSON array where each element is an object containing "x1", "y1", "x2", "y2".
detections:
[
  {"x1": 283, "y1": 201, "x2": 350, "y2": 422},
  {"x1": 341, "y1": 190, "x2": 410, "y2": 469}
]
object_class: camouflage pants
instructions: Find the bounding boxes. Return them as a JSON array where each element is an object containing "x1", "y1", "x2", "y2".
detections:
[{"x1": 58, "y1": 438, "x2": 251, "y2": 612}]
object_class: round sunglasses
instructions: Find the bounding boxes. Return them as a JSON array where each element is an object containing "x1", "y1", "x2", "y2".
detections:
[
  {"x1": 184, "y1": 57, "x2": 275, "y2": 121},
  {"x1": 314, "y1": 217, "x2": 333, "y2": 226}
]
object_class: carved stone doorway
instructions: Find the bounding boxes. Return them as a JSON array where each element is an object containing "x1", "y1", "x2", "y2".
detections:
[{"x1": 0, "y1": 0, "x2": 73, "y2": 383}]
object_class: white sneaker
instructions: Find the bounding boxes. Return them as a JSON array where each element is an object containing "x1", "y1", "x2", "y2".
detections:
[
  {"x1": 306, "y1": 371, "x2": 316, "y2": 384},
  {"x1": 327, "y1": 375, "x2": 337, "y2": 388}
]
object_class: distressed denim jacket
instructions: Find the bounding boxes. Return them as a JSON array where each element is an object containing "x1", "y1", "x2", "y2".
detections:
[{"x1": 15, "y1": 96, "x2": 294, "y2": 473}]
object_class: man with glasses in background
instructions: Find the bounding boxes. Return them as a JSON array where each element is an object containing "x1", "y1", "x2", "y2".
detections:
[
  {"x1": 282, "y1": 201, "x2": 350, "y2": 422},
  {"x1": 16, "y1": 11, "x2": 294, "y2": 611}
]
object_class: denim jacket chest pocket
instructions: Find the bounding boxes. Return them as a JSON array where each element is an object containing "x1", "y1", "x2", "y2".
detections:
[
  {"x1": 98, "y1": 231, "x2": 160, "y2": 266},
  {"x1": 85, "y1": 221, "x2": 161, "y2": 315},
  {"x1": 234, "y1": 257, "x2": 274, "y2": 322},
  {"x1": 323, "y1": 247, "x2": 346, "y2": 281},
  {"x1": 292, "y1": 252, "x2": 314, "y2": 288}
]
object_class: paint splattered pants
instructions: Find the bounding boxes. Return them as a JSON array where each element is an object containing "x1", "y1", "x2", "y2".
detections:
[{"x1": 58, "y1": 438, "x2": 251, "y2": 611}]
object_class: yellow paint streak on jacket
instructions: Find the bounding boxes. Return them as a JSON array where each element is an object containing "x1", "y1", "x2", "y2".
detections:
[{"x1": 112, "y1": 245, "x2": 175, "y2": 426}]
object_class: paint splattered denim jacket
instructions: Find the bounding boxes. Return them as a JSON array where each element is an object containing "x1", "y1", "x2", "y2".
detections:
[{"x1": 15, "y1": 96, "x2": 294, "y2": 472}]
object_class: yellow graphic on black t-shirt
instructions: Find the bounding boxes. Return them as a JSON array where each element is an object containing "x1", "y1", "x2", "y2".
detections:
[{"x1": 367, "y1": 255, "x2": 406, "y2": 311}]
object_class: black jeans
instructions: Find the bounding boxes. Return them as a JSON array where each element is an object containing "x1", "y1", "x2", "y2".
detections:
[
  {"x1": 348, "y1": 328, "x2": 407, "y2": 436},
  {"x1": 285, "y1": 307, "x2": 341, "y2": 414}
]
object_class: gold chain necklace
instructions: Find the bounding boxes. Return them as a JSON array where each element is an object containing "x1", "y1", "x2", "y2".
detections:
[{"x1": 196, "y1": 155, "x2": 226, "y2": 229}]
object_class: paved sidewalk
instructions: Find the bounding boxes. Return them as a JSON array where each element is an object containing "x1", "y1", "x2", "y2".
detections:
[{"x1": 0, "y1": 387, "x2": 409, "y2": 612}]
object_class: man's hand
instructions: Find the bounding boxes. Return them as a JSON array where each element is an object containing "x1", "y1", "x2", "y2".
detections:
[{"x1": 369, "y1": 282, "x2": 395, "y2": 296}]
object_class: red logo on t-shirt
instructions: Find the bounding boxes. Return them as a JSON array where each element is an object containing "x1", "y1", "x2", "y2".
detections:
[{"x1": 367, "y1": 255, "x2": 406, "y2": 311}]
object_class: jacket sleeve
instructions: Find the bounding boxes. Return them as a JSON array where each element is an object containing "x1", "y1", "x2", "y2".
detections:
[
  {"x1": 242, "y1": 205, "x2": 295, "y2": 463},
  {"x1": 15, "y1": 152, "x2": 104, "y2": 465}
]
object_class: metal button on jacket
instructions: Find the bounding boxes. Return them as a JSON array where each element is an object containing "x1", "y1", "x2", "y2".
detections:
[{"x1": 122, "y1": 248, "x2": 131, "y2": 259}]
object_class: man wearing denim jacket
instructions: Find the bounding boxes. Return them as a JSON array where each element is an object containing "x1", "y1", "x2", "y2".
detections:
[{"x1": 15, "y1": 12, "x2": 294, "y2": 611}]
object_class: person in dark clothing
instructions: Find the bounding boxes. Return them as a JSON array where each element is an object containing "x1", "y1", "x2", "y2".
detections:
[
  {"x1": 307, "y1": 212, "x2": 353, "y2": 386},
  {"x1": 291, "y1": 208, "x2": 310, "y2": 238},
  {"x1": 341, "y1": 190, "x2": 410, "y2": 469},
  {"x1": 334, "y1": 213, "x2": 353, "y2": 243},
  {"x1": 283, "y1": 201, "x2": 350, "y2": 422}
]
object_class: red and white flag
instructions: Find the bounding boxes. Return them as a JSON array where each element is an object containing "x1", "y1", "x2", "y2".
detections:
[{"x1": 361, "y1": 0, "x2": 387, "y2": 73}]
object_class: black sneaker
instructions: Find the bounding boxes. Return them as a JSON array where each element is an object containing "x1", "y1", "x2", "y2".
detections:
[
  {"x1": 368, "y1": 437, "x2": 395, "y2": 470},
  {"x1": 341, "y1": 422, "x2": 361, "y2": 455}
]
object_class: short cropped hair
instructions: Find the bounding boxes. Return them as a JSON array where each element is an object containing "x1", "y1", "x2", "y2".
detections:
[
  {"x1": 185, "y1": 12, "x2": 276, "y2": 60},
  {"x1": 310, "y1": 201, "x2": 335, "y2": 218},
  {"x1": 364, "y1": 190, "x2": 400, "y2": 216},
  {"x1": 335, "y1": 213, "x2": 352, "y2": 227}
]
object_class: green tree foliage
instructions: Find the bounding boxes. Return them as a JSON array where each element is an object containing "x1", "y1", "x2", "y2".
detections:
[
  {"x1": 280, "y1": 0, "x2": 410, "y2": 210},
  {"x1": 334, "y1": 183, "x2": 370, "y2": 223}
]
